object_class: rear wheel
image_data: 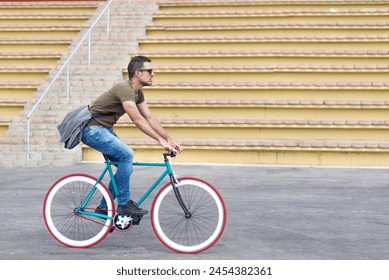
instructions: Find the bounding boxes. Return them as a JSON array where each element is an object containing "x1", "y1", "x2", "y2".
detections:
[
  {"x1": 151, "y1": 177, "x2": 227, "y2": 254},
  {"x1": 43, "y1": 174, "x2": 114, "y2": 248}
]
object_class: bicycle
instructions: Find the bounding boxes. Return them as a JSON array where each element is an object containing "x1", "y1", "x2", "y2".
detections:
[{"x1": 43, "y1": 150, "x2": 227, "y2": 254}]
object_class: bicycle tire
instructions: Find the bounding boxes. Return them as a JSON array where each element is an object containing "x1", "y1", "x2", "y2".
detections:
[
  {"x1": 151, "y1": 177, "x2": 227, "y2": 254},
  {"x1": 43, "y1": 174, "x2": 114, "y2": 248}
]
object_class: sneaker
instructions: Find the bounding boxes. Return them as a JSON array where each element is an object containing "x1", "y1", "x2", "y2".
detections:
[{"x1": 117, "y1": 200, "x2": 148, "y2": 216}]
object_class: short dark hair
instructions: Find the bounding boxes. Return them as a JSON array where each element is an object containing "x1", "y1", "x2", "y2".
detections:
[{"x1": 127, "y1": 55, "x2": 151, "y2": 79}]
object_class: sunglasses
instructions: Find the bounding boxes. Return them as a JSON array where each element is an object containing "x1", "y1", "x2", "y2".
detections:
[{"x1": 138, "y1": 68, "x2": 154, "y2": 74}]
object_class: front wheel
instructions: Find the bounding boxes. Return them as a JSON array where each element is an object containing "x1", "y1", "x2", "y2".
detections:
[
  {"x1": 43, "y1": 174, "x2": 114, "y2": 248},
  {"x1": 151, "y1": 177, "x2": 227, "y2": 254}
]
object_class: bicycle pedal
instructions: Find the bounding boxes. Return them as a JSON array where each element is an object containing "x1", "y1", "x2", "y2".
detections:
[{"x1": 132, "y1": 214, "x2": 143, "y2": 225}]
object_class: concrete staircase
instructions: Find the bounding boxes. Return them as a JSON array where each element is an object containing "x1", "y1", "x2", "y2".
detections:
[
  {"x1": 0, "y1": 0, "x2": 158, "y2": 166},
  {"x1": 85, "y1": 0, "x2": 389, "y2": 166},
  {"x1": 1, "y1": 0, "x2": 389, "y2": 167},
  {"x1": 0, "y1": 1, "x2": 100, "y2": 135}
]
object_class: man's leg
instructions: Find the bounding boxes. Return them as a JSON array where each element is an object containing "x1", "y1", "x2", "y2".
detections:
[{"x1": 82, "y1": 126, "x2": 132, "y2": 206}]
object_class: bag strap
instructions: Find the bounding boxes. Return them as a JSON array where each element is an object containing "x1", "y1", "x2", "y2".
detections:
[{"x1": 91, "y1": 112, "x2": 116, "y2": 118}]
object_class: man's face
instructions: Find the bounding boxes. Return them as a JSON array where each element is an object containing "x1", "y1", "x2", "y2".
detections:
[{"x1": 137, "y1": 62, "x2": 154, "y2": 86}]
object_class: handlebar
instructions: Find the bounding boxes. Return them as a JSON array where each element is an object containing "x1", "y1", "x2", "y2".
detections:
[{"x1": 163, "y1": 149, "x2": 177, "y2": 160}]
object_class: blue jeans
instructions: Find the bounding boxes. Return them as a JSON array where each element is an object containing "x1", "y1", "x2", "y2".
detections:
[{"x1": 82, "y1": 125, "x2": 133, "y2": 208}]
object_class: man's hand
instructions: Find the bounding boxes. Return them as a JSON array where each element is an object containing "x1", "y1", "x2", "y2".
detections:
[
  {"x1": 168, "y1": 140, "x2": 183, "y2": 153},
  {"x1": 158, "y1": 138, "x2": 174, "y2": 152},
  {"x1": 158, "y1": 138, "x2": 183, "y2": 153}
]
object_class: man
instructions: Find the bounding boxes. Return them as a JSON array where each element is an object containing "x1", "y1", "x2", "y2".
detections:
[{"x1": 82, "y1": 56, "x2": 183, "y2": 216}]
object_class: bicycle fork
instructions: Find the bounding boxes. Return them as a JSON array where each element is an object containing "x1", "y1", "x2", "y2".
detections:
[{"x1": 169, "y1": 172, "x2": 192, "y2": 219}]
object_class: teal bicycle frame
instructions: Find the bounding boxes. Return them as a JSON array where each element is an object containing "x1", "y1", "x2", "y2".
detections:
[{"x1": 77, "y1": 151, "x2": 187, "y2": 220}]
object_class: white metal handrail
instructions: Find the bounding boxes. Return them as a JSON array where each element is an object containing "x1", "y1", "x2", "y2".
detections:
[{"x1": 26, "y1": 0, "x2": 113, "y2": 160}]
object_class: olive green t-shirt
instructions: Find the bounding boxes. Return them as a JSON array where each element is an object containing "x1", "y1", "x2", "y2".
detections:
[{"x1": 87, "y1": 80, "x2": 145, "y2": 128}]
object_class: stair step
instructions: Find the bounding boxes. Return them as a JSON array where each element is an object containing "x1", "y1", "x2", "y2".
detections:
[
  {"x1": 139, "y1": 34, "x2": 389, "y2": 51},
  {"x1": 157, "y1": 0, "x2": 389, "y2": 12},
  {"x1": 113, "y1": 118, "x2": 389, "y2": 140},
  {"x1": 138, "y1": 49, "x2": 389, "y2": 55},
  {"x1": 0, "y1": 2, "x2": 100, "y2": 12},
  {"x1": 118, "y1": 117, "x2": 389, "y2": 126},
  {"x1": 122, "y1": 65, "x2": 389, "y2": 83},
  {"x1": 0, "y1": 115, "x2": 18, "y2": 136},
  {"x1": 147, "y1": 22, "x2": 389, "y2": 36},
  {"x1": 0, "y1": 53, "x2": 62, "y2": 66},
  {"x1": 0, "y1": 18, "x2": 90, "y2": 26},
  {"x1": 0, "y1": 66, "x2": 51, "y2": 82},
  {"x1": 144, "y1": 102, "x2": 389, "y2": 120},
  {"x1": 0, "y1": 26, "x2": 84, "y2": 38},
  {"x1": 143, "y1": 83, "x2": 389, "y2": 101},
  {"x1": 0, "y1": 100, "x2": 26, "y2": 116},
  {"x1": 81, "y1": 138, "x2": 389, "y2": 165},
  {"x1": 151, "y1": 81, "x2": 389, "y2": 87},
  {"x1": 136, "y1": 50, "x2": 389, "y2": 65},
  {"x1": 0, "y1": 38, "x2": 72, "y2": 51},
  {"x1": 81, "y1": 137, "x2": 389, "y2": 149},
  {"x1": 152, "y1": 9, "x2": 389, "y2": 25}
]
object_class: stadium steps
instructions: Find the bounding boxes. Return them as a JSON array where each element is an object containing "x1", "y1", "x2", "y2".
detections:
[
  {"x1": 98, "y1": 0, "x2": 389, "y2": 166},
  {"x1": 0, "y1": 1, "x2": 101, "y2": 146},
  {"x1": 2, "y1": 0, "x2": 389, "y2": 166},
  {"x1": 0, "y1": 0, "x2": 107, "y2": 166},
  {"x1": 0, "y1": 0, "x2": 159, "y2": 167}
]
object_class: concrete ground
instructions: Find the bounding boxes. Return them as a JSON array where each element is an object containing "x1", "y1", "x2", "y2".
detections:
[{"x1": 0, "y1": 162, "x2": 389, "y2": 260}]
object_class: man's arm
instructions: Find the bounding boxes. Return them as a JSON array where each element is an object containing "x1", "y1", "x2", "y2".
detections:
[
  {"x1": 137, "y1": 101, "x2": 183, "y2": 152},
  {"x1": 123, "y1": 100, "x2": 173, "y2": 150}
]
